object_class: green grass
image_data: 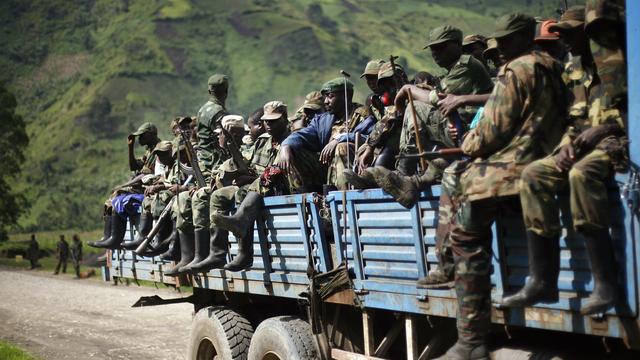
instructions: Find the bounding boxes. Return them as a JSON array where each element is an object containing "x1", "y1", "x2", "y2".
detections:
[{"x1": 0, "y1": 341, "x2": 39, "y2": 360}]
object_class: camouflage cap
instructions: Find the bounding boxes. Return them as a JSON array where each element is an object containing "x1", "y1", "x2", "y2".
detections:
[
  {"x1": 261, "y1": 101, "x2": 287, "y2": 121},
  {"x1": 483, "y1": 38, "x2": 499, "y2": 58},
  {"x1": 424, "y1": 25, "x2": 463, "y2": 48},
  {"x1": 301, "y1": 91, "x2": 324, "y2": 111},
  {"x1": 207, "y1": 74, "x2": 229, "y2": 89},
  {"x1": 549, "y1": 6, "x2": 585, "y2": 32},
  {"x1": 491, "y1": 13, "x2": 536, "y2": 39},
  {"x1": 151, "y1": 140, "x2": 173, "y2": 155},
  {"x1": 535, "y1": 20, "x2": 560, "y2": 41},
  {"x1": 462, "y1": 34, "x2": 487, "y2": 47},
  {"x1": 360, "y1": 59, "x2": 386, "y2": 78},
  {"x1": 215, "y1": 114, "x2": 245, "y2": 133},
  {"x1": 131, "y1": 122, "x2": 158, "y2": 136},
  {"x1": 377, "y1": 62, "x2": 405, "y2": 81},
  {"x1": 321, "y1": 78, "x2": 354, "y2": 95}
]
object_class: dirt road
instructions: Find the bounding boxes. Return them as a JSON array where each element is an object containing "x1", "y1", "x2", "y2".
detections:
[{"x1": 0, "y1": 266, "x2": 193, "y2": 359}]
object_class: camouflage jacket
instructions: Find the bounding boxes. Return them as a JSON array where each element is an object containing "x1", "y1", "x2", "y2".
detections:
[
  {"x1": 459, "y1": 50, "x2": 568, "y2": 201},
  {"x1": 135, "y1": 145, "x2": 157, "y2": 175},
  {"x1": 196, "y1": 96, "x2": 228, "y2": 176},
  {"x1": 251, "y1": 132, "x2": 290, "y2": 175}
]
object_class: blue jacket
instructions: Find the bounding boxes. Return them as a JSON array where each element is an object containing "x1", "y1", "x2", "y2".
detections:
[{"x1": 282, "y1": 111, "x2": 376, "y2": 151}]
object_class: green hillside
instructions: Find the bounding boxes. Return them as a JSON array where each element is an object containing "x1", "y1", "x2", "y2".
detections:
[{"x1": 1, "y1": 0, "x2": 566, "y2": 232}]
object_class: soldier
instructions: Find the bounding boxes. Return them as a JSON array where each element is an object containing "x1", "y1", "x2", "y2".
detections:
[
  {"x1": 181, "y1": 101, "x2": 292, "y2": 274},
  {"x1": 411, "y1": 71, "x2": 438, "y2": 88},
  {"x1": 26, "y1": 234, "x2": 40, "y2": 270},
  {"x1": 243, "y1": 108, "x2": 265, "y2": 154},
  {"x1": 482, "y1": 38, "x2": 503, "y2": 75},
  {"x1": 53, "y1": 235, "x2": 70, "y2": 275},
  {"x1": 534, "y1": 20, "x2": 566, "y2": 61},
  {"x1": 500, "y1": 4, "x2": 627, "y2": 316},
  {"x1": 289, "y1": 91, "x2": 324, "y2": 132},
  {"x1": 196, "y1": 74, "x2": 230, "y2": 181},
  {"x1": 90, "y1": 122, "x2": 160, "y2": 248},
  {"x1": 434, "y1": 14, "x2": 568, "y2": 359},
  {"x1": 462, "y1": 34, "x2": 489, "y2": 70},
  {"x1": 71, "y1": 234, "x2": 83, "y2": 278},
  {"x1": 167, "y1": 115, "x2": 248, "y2": 276},
  {"x1": 280, "y1": 78, "x2": 375, "y2": 191}
]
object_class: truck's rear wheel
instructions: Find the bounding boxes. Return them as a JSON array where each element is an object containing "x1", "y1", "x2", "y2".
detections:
[
  {"x1": 248, "y1": 316, "x2": 319, "y2": 360},
  {"x1": 188, "y1": 306, "x2": 253, "y2": 360}
]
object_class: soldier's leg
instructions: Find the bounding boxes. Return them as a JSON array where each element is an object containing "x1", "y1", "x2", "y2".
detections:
[
  {"x1": 569, "y1": 149, "x2": 619, "y2": 314},
  {"x1": 62, "y1": 259, "x2": 67, "y2": 273},
  {"x1": 159, "y1": 191, "x2": 192, "y2": 260},
  {"x1": 328, "y1": 142, "x2": 355, "y2": 190},
  {"x1": 286, "y1": 148, "x2": 325, "y2": 193},
  {"x1": 502, "y1": 156, "x2": 564, "y2": 307},
  {"x1": 54, "y1": 259, "x2": 61, "y2": 275}
]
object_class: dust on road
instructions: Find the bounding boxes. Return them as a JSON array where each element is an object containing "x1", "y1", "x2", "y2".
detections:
[{"x1": 0, "y1": 266, "x2": 193, "y2": 359}]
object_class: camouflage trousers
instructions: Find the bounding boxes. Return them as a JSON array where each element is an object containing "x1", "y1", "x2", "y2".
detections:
[
  {"x1": 327, "y1": 143, "x2": 356, "y2": 190},
  {"x1": 192, "y1": 187, "x2": 212, "y2": 232},
  {"x1": 399, "y1": 101, "x2": 456, "y2": 162},
  {"x1": 288, "y1": 148, "x2": 327, "y2": 193},
  {"x1": 142, "y1": 190, "x2": 174, "y2": 218},
  {"x1": 450, "y1": 195, "x2": 521, "y2": 343},
  {"x1": 521, "y1": 149, "x2": 614, "y2": 237},
  {"x1": 174, "y1": 191, "x2": 194, "y2": 233},
  {"x1": 209, "y1": 185, "x2": 248, "y2": 223}
]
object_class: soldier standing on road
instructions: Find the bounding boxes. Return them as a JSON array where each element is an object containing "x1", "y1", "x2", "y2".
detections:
[
  {"x1": 54, "y1": 235, "x2": 70, "y2": 275},
  {"x1": 435, "y1": 13, "x2": 568, "y2": 359},
  {"x1": 71, "y1": 234, "x2": 83, "y2": 278},
  {"x1": 26, "y1": 234, "x2": 40, "y2": 270}
]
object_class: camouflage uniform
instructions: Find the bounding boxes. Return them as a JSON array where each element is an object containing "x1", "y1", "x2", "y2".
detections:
[
  {"x1": 326, "y1": 106, "x2": 371, "y2": 189},
  {"x1": 196, "y1": 75, "x2": 229, "y2": 183},
  {"x1": 142, "y1": 151, "x2": 188, "y2": 218},
  {"x1": 450, "y1": 40, "x2": 567, "y2": 347},
  {"x1": 521, "y1": 1, "x2": 627, "y2": 239}
]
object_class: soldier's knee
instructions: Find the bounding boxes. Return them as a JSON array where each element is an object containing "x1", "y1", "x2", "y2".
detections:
[
  {"x1": 568, "y1": 166, "x2": 586, "y2": 187},
  {"x1": 520, "y1": 162, "x2": 545, "y2": 189}
]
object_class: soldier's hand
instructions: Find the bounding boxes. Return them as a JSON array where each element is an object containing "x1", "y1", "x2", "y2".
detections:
[
  {"x1": 573, "y1": 125, "x2": 613, "y2": 151},
  {"x1": 127, "y1": 134, "x2": 135, "y2": 147},
  {"x1": 320, "y1": 139, "x2": 339, "y2": 165},
  {"x1": 554, "y1": 143, "x2": 576, "y2": 172},
  {"x1": 447, "y1": 122, "x2": 459, "y2": 143},
  {"x1": 358, "y1": 145, "x2": 374, "y2": 174},
  {"x1": 278, "y1": 145, "x2": 293, "y2": 172},
  {"x1": 394, "y1": 85, "x2": 411, "y2": 113},
  {"x1": 437, "y1": 93, "x2": 465, "y2": 117},
  {"x1": 169, "y1": 184, "x2": 181, "y2": 194}
]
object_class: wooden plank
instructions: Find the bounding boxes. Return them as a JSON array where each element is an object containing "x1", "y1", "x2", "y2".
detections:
[
  {"x1": 405, "y1": 315, "x2": 418, "y2": 360},
  {"x1": 331, "y1": 348, "x2": 388, "y2": 360},
  {"x1": 362, "y1": 311, "x2": 375, "y2": 356}
]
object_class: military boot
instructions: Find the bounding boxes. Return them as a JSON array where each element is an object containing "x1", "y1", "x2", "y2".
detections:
[
  {"x1": 225, "y1": 228, "x2": 254, "y2": 271},
  {"x1": 187, "y1": 228, "x2": 228, "y2": 272},
  {"x1": 164, "y1": 230, "x2": 195, "y2": 277},
  {"x1": 89, "y1": 213, "x2": 127, "y2": 249},
  {"x1": 159, "y1": 229, "x2": 180, "y2": 261},
  {"x1": 211, "y1": 192, "x2": 263, "y2": 240},
  {"x1": 581, "y1": 229, "x2": 619, "y2": 315},
  {"x1": 181, "y1": 228, "x2": 211, "y2": 273},
  {"x1": 368, "y1": 167, "x2": 420, "y2": 209},
  {"x1": 343, "y1": 169, "x2": 377, "y2": 189},
  {"x1": 500, "y1": 231, "x2": 560, "y2": 307},
  {"x1": 122, "y1": 212, "x2": 152, "y2": 250},
  {"x1": 139, "y1": 222, "x2": 176, "y2": 257},
  {"x1": 94, "y1": 213, "x2": 112, "y2": 244},
  {"x1": 416, "y1": 268, "x2": 455, "y2": 289},
  {"x1": 434, "y1": 340, "x2": 489, "y2": 360}
]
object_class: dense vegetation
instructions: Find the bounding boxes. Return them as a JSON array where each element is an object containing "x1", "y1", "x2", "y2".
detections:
[{"x1": 0, "y1": 0, "x2": 565, "y2": 232}]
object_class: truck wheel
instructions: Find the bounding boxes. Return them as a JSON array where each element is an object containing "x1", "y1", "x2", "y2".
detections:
[
  {"x1": 188, "y1": 306, "x2": 253, "y2": 360},
  {"x1": 248, "y1": 316, "x2": 319, "y2": 360}
]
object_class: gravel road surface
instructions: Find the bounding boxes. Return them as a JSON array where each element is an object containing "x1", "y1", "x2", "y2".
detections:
[{"x1": 0, "y1": 266, "x2": 193, "y2": 359}]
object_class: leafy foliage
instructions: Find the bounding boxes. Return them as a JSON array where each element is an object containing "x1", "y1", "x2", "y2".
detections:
[{"x1": 0, "y1": 0, "x2": 560, "y2": 232}]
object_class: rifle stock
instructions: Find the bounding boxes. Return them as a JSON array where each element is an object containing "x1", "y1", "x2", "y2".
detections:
[
  {"x1": 180, "y1": 130, "x2": 206, "y2": 187},
  {"x1": 396, "y1": 148, "x2": 463, "y2": 159},
  {"x1": 220, "y1": 127, "x2": 255, "y2": 177}
]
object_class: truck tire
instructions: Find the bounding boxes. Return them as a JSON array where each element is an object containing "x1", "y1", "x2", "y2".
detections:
[
  {"x1": 188, "y1": 306, "x2": 254, "y2": 360},
  {"x1": 248, "y1": 316, "x2": 319, "y2": 360}
]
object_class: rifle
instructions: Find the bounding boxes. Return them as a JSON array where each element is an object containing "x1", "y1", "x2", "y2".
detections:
[
  {"x1": 220, "y1": 126, "x2": 255, "y2": 177},
  {"x1": 111, "y1": 174, "x2": 146, "y2": 192},
  {"x1": 396, "y1": 148, "x2": 463, "y2": 159},
  {"x1": 135, "y1": 175, "x2": 193, "y2": 255},
  {"x1": 179, "y1": 128, "x2": 206, "y2": 188}
]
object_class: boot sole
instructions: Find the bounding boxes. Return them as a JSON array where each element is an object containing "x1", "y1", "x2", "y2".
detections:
[{"x1": 417, "y1": 280, "x2": 455, "y2": 289}]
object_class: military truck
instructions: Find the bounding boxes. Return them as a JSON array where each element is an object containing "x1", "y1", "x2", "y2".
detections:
[{"x1": 104, "y1": 3, "x2": 640, "y2": 359}]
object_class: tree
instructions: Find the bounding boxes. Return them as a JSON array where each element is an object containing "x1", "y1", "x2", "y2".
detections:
[{"x1": 0, "y1": 85, "x2": 29, "y2": 241}]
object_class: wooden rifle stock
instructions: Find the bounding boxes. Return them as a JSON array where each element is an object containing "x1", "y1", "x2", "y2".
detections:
[
  {"x1": 396, "y1": 148, "x2": 463, "y2": 159},
  {"x1": 179, "y1": 130, "x2": 206, "y2": 187}
]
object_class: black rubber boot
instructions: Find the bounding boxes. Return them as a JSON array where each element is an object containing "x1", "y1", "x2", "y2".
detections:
[
  {"x1": 434, "y1": 340, "x2": 488, "y2": 360},
  {"x1": 187, "y1": 228, "x2": 228, "y2": 272},
  {"x1": 500, "y1": 231, "x2": 560, "y2": 307},
  {"x1": 224, "y1": 228, "x2": 254, "y2": 271},
  {"x1": 181, "y1": 227, "x2": 211, "y2": 273},
  {"x1": 581, "y1": 229, "x2": 619, "y2": 315},
  {"x1": 139, "y1": 224, "x2": 175, "y2": 257},
  {"x1": 94, "y1": 213, "x2": 112, "y2": 244},
  {"x1": 343, "y1": 169, "x2": 377, "y2": 189},
  {"x1": 164, "y1": 230, "x2": 195, "y2": 277},
  {"x1": 89, "y1": 213, "x2": 126, "y2": 249},
  {"x1": 122, "y1": 212, "x2": 152, "y2": 250},
  {"x1": 211, "y1": 192, "x2": 263, "y2": 239},
  {"x1": 159, "y1": 229, "x2": 180, "y2": 261}
]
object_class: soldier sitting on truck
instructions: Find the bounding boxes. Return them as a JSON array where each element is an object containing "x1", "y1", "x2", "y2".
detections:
[
  {"x1": 89, "y1": 122, "x2": 161, "y2": 249},
  {"x1": 435, "y1": 13, "x2": 568, "y2": 359},
  {"x1": 500, "y1": 5, "x2": 628, "y2": 316}
]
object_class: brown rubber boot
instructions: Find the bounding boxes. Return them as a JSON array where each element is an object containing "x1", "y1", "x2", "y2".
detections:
[{"x1": 343, "y1": 169, "x2": 378, "y2": 189}]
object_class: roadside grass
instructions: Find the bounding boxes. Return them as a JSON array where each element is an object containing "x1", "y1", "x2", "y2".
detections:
[
  {"x1": 0, "y1": 256, "x2": 104, "y2": 279},
  {"x1": 6, "y1": 229, "x2": 104, "y2": 255},
  {"x1": 0, "y1": 341, "x2": 39, "y2": 360}
]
